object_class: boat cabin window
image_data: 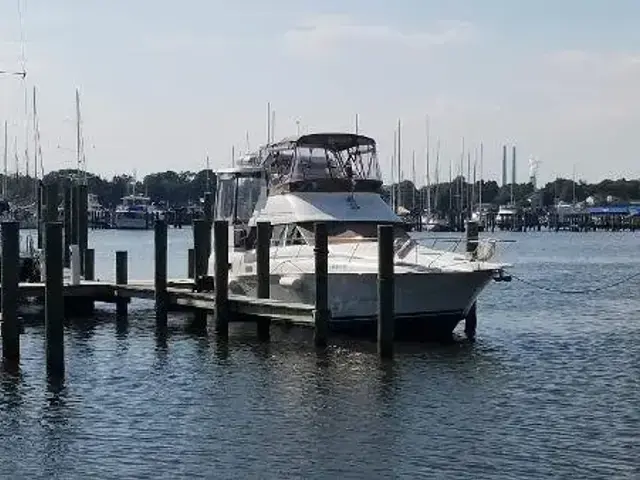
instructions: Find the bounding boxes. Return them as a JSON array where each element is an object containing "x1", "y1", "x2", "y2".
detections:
[
  {"x1": 291, "y1": 148, "x2": 343, "y2": 182},
  {"x1": 215, "y1": 171, "x2": 265, "y2": 223},
  {"x1": 236, "y1": 176, "x2": 262, "y2": 222},
  {"x1": 215, "y1": 177, "x2": 236, "y2": 221}
]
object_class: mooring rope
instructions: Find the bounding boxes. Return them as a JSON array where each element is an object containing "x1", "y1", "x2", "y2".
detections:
[{"x1": 510, "y1": 270, "x2": 640, "y2": 294}]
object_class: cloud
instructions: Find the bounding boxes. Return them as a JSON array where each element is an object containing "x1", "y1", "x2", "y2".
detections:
[{"x1": 282, "y1": 14, "x2": 474, "y2": 58}]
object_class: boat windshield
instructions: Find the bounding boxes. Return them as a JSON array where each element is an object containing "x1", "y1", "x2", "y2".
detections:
[{"x1": 295, "y1": 222, "x2": 408, "y2": 244}]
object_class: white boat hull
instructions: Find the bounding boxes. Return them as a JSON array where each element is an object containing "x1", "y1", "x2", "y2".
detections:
[{"x1": 228, "y1": 269, "x2": 494, "y2": 334}]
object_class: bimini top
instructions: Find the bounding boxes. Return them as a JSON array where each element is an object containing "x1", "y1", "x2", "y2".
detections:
[
  {"x1": 262, "y1": 132, "x2": 382, "y2": 194},
  {"x1": 269, "y1": 133, "x2": 376, "y2": 152}
]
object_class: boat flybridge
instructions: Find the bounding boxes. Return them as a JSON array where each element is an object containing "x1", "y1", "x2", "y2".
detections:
[{"x1": 209, "y1": 132, "x2": 506, "y2": 337}]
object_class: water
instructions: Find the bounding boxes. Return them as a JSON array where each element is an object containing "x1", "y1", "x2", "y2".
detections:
[{"x1": 2, "y1": 228, "x2": 639, "y2": 479}]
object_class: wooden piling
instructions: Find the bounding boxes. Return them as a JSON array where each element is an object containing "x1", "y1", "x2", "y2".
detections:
[
  {"x1": 44, "y1": 183, "x2": 59, "y2": 223},
  {"x1": 77, "y1": 183, "x2": 89, "y2": 275},
  {"x1": 71, "y1": 184, "x2": 79, "y2": 247},
  {"x1": 84, "y1": 248, "x2": 95, "y2": 281},
  {"x1": 193, "y1": 219, "x2": 209, "y2": 279},
  {"x1": 45, "y1": 222, "x2": 65, "y2": 377},
  {"x1": 63, "y1": 184, "x2": 72, "y2": 267},
  {"x1": 115, "y1": 251, "x2": 128, "y2": 317},
  {"x1": 466, "y1": 220, "x2": 479, "y2": 260},
  {"x1": 1, "y1": 221, "x2": 20, "y2": 362},
  {"x1": 465, "y1": 302, "x2": 477, "y2": 341},
  {"x1": 377, "y1": 224, "x2": 394, "y2": 358},
  {"x1": 187, "y1": 248, "x2": 195, "y2": 279},
  {"x1": 313, "y1": 222, "x2": 329, "y2": 347},
  {"x1": 203, "y1": 192, "x2": 213, "y2": 223},
  {"x1": 213, "y1": 220, "x2": 229, "y2": 335},
  {"x1": 256, "y1": 221, "x2": 271, "y2": 339},
  {"x1": 192, "y1": 220, "x2": 210, "y2": 327},
  {"x1": 154, "y1": 219, "x2": 168, "y2": 328},
  {"x1": 36, "y1": 181, "x2": 43, "y2": 249}
]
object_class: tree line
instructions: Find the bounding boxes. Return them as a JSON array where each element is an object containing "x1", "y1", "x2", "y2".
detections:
[
  {"x1": 385, "y1": 177, "x2": 640, "y2": 215},
  {"x1": 1, "y1": 169, "x2": 217, "y2": 208},
  {"x1": 1, "y1": 169, "x2": 638, "y2": 212}
]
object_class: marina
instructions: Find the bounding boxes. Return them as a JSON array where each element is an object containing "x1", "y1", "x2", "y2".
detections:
[{"x1": 1, "y1": 2, "x2": 639, "y2": 478}]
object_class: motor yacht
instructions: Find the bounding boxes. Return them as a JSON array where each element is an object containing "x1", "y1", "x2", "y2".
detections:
[
  {"x1": 114, "y1": 194, "x2": 163, "y2": 229},
  {"x1": 208, "y1": 133, "x2": 507, "y2": 337}
]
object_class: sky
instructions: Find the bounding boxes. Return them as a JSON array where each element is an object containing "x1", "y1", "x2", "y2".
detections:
[{"x1": 0, "y1": 0, "x2": 639, "y2": 185}]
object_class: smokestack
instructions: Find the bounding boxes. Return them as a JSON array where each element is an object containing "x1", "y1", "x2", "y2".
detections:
[
  {"x1": 502, "y1": 145, "x2": 507, "y2": 186},
  {"x1": 512, "y1": 145, "x2": 516, "y2": 185}
]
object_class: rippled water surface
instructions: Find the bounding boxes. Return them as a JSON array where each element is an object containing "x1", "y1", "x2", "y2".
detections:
[{"x1": 1, "y1": 229, "x2": 639, "y2": 479}]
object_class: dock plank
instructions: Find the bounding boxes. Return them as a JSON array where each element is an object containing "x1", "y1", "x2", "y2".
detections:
[{"x1": 6, "y1": 279, "x2": 317, "y2": 325}]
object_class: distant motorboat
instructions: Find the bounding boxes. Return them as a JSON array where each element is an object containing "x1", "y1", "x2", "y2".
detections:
[{"x1": 114, "y1": 194, "x2": 164, "y2": 229}]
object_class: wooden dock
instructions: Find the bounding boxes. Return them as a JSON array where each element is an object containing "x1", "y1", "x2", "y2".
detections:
[{"x1": 2, "y1": 279, "x2": 316, "y2": 326}]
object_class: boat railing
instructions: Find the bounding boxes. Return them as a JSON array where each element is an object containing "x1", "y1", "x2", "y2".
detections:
[{"x1": 268, "y1": 231, "x2": 503, "y2": 272}]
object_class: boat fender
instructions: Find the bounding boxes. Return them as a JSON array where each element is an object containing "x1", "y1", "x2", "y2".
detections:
[{"x1": 279, "y1": 275, "x2": 304, "y2": 290}]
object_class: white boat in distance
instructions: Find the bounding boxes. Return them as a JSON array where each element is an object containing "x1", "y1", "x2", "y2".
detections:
[
  {"x1": 114, "y1": 194, "x2": 163, "y2": 229},
  {"x1": 208, "y1": 132, "x2": 507, "y2": 337}
]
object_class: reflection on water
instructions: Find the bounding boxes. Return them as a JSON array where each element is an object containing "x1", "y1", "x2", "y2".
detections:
[{"x1": 0, "y1": 229, "x2": 638, "y2": 478}]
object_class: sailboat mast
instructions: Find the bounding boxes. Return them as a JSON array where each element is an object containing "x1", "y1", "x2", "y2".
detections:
[
  {"x1": 271, "y1": 110, "x2": 276, "y2": 143},
  {"x1": 14, "y1": 136, "x2": 19, "y2": 179},
  {"x1": 572, "y1": 164, "x2": 576, "y2": 203},
  {"x1": 397, "y1": 119, "x2": 402, "y2": 209},
  {"x1": 411, "y1": 150, "x2": 416, "y2": 209},
  {"x1": 33, "y1": 86, "x2": 38, "y2": 180},
  {"x1": 392, "y1": 130, "x2": 397, "y2": 211},
  {"x1": 206, "y1": 155, "x2": 211, "y2": 192},
  {"x1": 472, "y1": 148, "x2": 477, "y2": 214},
  {"x1": 390, "y1": 155, "x2": 395, "y2": 211},
  {"x1": 425, "y1": 115, "x2": 431, "y2": 216},
  {"x1": 266, "y1": 102, "x2": 271, "y2": 144},
  {"x1": 2, "y1": 121, "x2": 7, "y2": 197},
  {"x1": 459, "y1": 137, "x2": 465, "y2": 213},
  {"x1": 448, "y1": 156, "x2": 452, "y2": 212},
  {"x1": 23, "y1": 83, "x2": 29, "y2": 178},
  {"x1": 467, "y1": 151, "x2": 472, "y2": 219},
  {"x1": 434, "y1": 139, "x2": 440, "y2": 212},
  {"x1": 479, "y1": 142, "x2": 484, "y2": 209},
  {"x1": 76, "y1": 88, "x2": 81, "y2": 173}
]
